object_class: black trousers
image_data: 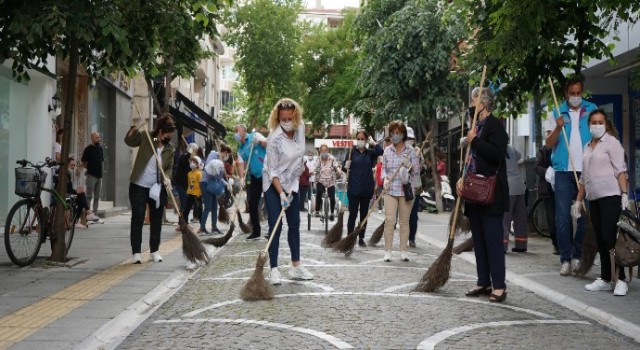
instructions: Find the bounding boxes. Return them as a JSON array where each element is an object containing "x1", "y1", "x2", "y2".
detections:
[
  {"x1": 315, "y1": 183, "x2": 336, "y2": 215},
  {"x1": 183, "y1": 194, "x2": 201, "y2": 223},
  {"x1": 129, "y1": 183, "x2": 166, "y2": 254},
  {"x1": 589, "y1": 195, "x2": 625, "y2": 281},
  {"x1": 299, "y1": 185, "x2": 310, "y2": 210},
  {"x1": 248, "y1": 175, "x2": 263, "y2": 236},
  {"x1": 347, "y1": 194, "x2": 371, "y2": 238}
]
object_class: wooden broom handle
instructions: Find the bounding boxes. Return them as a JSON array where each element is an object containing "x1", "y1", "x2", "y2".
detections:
[{"x1": 263, "y1": 207, "x2": 286, "y2": 254}]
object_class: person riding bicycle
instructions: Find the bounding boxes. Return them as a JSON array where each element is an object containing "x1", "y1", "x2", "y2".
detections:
[{"x1": 313, "y1": 144, "x2": 343, "y2": 221}]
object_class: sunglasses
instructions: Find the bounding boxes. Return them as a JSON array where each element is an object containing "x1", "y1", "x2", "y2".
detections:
[{"x1": 278, "y1": 101, "x2": 295, "y2": 110}]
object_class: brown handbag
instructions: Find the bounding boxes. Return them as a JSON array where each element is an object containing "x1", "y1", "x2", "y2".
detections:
[
  {"x1": 610, "y1": 210, "x2": 640, "y2": 282},
  {"x1": 461, "y1": 171, "x2": 497, "y2": 205}
]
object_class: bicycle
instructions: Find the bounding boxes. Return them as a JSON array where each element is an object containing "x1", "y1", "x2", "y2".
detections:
[
  {"x1": 4, "y1": 158, "x2": 79, "y2": 266},
  {"x1": 319, "y1": 187, "x2": 330, "y2": 235},
  {"x1": 526, "y1": 188, "x2": 551, "y2": 238}
]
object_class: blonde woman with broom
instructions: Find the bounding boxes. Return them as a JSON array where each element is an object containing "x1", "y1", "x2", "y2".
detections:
[
  {"x1": 455, "y1": 88, "x2": 509, "y2": 303},
  {"x1": 381, "y1": 120, "x2": 420, "y2": 262},
  {"x1": 262, "y1": 98, "x2": 314, "y2": 285}
]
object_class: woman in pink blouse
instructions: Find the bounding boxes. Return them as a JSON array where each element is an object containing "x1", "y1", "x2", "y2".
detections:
[{"x1": 573, "y1": 109, "x2": 629, "y2": 296}]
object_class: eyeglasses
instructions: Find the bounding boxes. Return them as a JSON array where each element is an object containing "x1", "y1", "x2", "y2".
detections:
[{"x1": 278, "y1": 101, "x2": 295, "y2": 110}]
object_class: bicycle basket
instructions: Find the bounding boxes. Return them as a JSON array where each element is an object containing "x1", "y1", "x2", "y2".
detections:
[{"x1": 15, "y1": 167, "x2": 46, "y2": 198}]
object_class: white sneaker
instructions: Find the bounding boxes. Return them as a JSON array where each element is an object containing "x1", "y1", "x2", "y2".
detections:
[
  {"x1": 288, "y1": 265, "x2": 314, "y2": 280},
  {"x1": 560, "y1": 261, "x2": 571, "y2": 276},
  {"x1": 614, "y1": 280, "x2": 628, "y2": 296},
  {"x1": 151, "y1": 251, "x2": 163, "y2": 263},
  {"x1": 383, "y1": 251, "x2": 392, "y2": 262},
  {"x1": 571, "y1": 259, "x2": 581, "y2": 274},
  {"x1": 585, "y1": 278, "x2": 613, "y2": 292},
  {"x1": 270, "y1": 267, "x2": 282, "y2": 285},
  {"x1": 185, "y1": 261, "x2": 198, "y2": 270},
  {"x1": 86, "y1": 213, "x2": 100, "y2": 221},
  {"x1": 132, "y1": 253, "x2": 142, "y2": 264},
  {"x1": 400, "y1": 251, "x2": 409, "y2": 262},
  {"x1": 378, "y1": 209, "x2": 382, "y2": 214}
]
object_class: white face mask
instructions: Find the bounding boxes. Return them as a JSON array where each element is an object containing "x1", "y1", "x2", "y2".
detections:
[
  {"x1": 190, "y1": 162, "x2": 197, "y2": 170},
  {"x1": 357, "y1": 140, "x2": 366, "y2": 149},
  {"x1": 280, "y1": 121, "x2": 294, "y2": 132},
  {"x1": 589, "y1": 124, "x2": 606, "y2": 139},
  {"x1": 569, "y1": 96, "x2": 582, "y2": 108}
]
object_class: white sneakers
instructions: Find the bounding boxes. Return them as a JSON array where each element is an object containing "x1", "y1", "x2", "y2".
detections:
[
  {"x1": 400, "y1": 251, "x2": 409, "y2": 262},
  {"x1": 151, "y1": 251, "x2": 163, "y2": 263},
  {"x1": 571, "y1": 259, "x2": 581, "y2": 275},
  {"x1": 560, "y1": 261, "x2": 571, "y2": 276},
  {"x1": 614, "y1": 280, "x2": 628, "y2": 296},
  {"x1": 383, "y1": 251, "x2": 392, "y2": 262},
  {"x1": 132, "y1": 253, "x2": 142, "y2": 264},
  {"x1": 270, "y1": 267, "x2": 282, "y2": 285},
  {"x1": 289, "y1": 266, "x2": 314, "y2": 280},
  {"x1": 585, "y1": 278, "x2": 613, "y2": 291}
]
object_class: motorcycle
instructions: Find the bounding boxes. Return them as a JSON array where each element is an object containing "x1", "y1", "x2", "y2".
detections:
[{"x1": 420, "y1": 175, "x2": 455, "y2": 213}]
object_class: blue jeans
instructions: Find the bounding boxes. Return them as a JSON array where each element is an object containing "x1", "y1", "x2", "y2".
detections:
[
  {"x1": 468, "y1": 210, "x2": 506, "y2": 289},
  {"x1": 264, "y1": 185, "x2": 300, "y2": 268},
  {"x1": 200, "y1": 182, "x2": 219, "y2": 232},
  {"x1": 554, "y1": 171, "x2": 584, "y2": 263},
  {"x1": 409, "y1": 195, "x2": 420, "y2": 242}
]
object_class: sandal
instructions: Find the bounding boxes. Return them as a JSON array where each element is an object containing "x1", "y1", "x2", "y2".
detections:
[
  {"x1": 489, "y1": 290, "x2": 507, "y2": 303},
  {"x1": 465, "y1": 286, "x2": 492, "y2": 297}
]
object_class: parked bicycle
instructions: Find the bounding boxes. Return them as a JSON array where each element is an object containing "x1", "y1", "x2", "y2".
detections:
[
  {"x1": 4, "y1": 158, "x2": 79, "y2": 266},
  {"x1": 527, "y1": 188, "x2": 550, "y2": 238}
]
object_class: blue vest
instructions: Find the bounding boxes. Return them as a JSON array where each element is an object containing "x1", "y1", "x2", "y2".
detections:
[
  {"x1": 239, "y1": 133, "x2": 266, "y2": 178},
  {"x1": 550, "y1": 100, "x2": 597, "y2": 172}
]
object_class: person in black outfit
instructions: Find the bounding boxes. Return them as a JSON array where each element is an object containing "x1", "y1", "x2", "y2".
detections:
[
  {"x1": 456, "y1": 87, "x2": 509, "y2": 303},
  {"x1": 174, "y1": 142, "x2": 199, "y2": 222},
  {"x1": 534, "y1": 146, "x2": 558, "y2": 254},
  {"x1": 344, "y1": 130, "x2": 383, "y2": 247},
  {"x1": 81, "y1": 132, "x2": 104, "y2": 221}
]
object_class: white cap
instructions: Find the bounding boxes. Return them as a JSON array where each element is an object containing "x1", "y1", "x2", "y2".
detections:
[{"x1": 407, "y1": 127, "x2": 415, "y2": 139}]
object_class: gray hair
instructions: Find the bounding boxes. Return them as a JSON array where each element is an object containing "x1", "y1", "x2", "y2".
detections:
[
  {"x1": 235, "y1": 124, "x2": 247, "y2": 132},
  {"x1": 471, "y1": 87, "x2": 494, "y2": 112}
]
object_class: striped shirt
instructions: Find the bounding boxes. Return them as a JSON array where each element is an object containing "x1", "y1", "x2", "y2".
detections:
[{"x1": 382, "y1": 144, "x2": 420, "y2": 196}]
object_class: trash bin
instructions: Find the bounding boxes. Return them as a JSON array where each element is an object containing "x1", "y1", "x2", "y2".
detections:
[{"x1": 336, "y1": 180, "x2": 349, "y2": 207}]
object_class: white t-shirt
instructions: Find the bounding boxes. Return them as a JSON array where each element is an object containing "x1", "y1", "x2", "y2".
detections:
[
  {"x1": 568, "y1": 109, "x2": 583, "y2": 172},
  {"x1": 135, "y1": 147, "x2": 163, "y2": 189}
]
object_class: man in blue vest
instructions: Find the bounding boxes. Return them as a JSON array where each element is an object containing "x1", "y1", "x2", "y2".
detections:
[
  {"x1": 545, "y1": 77, "x2": 597, "y2": 276},
  {"x1": 235, "y1": 124, "x2": 267, "y2": 240}
]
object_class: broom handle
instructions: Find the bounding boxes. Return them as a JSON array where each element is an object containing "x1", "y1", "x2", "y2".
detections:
[
  {"x1": 181, "y1": 135, "x2": 188, "y2": 149},
  {"x1": 244, "y1": 141, "x2": 256, "y2": 184},
  {"x1": 345, "y1": 144, "x2": 353, "y2": 184},
  {"x1": 263, "y1": 207, "x2": 286, "y2": 255},
  {"x1": 448, "y1": 65, "x2": 487, "y2": 240},
  {"x1": 548, "y1": 77, "x2": 587, "y2": 212}
]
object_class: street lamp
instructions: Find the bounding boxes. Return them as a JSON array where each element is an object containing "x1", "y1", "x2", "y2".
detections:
[{"x1": 48, "y1": 92, "x2": 60, "y2": 112}]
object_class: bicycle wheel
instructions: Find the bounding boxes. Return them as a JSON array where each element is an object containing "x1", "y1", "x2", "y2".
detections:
[
  {"x1": 530, "y1": 199, "x2": 550, "y2": 237},
  {"x1": 4, "y1": 199, "x2": 43, "y2": 266},
  {"x1": 323, "y1": 197, "x2": 329, "y2": 235},
  {"x1": 62, "y1": 203, "x2": 77, "y2": 257}
]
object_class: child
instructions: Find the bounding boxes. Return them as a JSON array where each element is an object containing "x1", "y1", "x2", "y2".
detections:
[{"x1": 184, "y1": 156, "x2": 203, "y2": 226}]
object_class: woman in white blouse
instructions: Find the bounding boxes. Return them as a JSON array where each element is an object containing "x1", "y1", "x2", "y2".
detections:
[
  {"x1": 573, "y1": 109, "x2": 629, "y2": 296},
  {"x1": 262, "y1": 98, "x2": 314, "y2": 285}
]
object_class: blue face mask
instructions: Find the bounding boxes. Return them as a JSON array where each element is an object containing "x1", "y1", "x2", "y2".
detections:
[
  {"x1": 391, "y1": 134, "x2": 403, "y2": 145},
  {"x1": 234, "y1": 133, "x2": 241, "y2": 142}
]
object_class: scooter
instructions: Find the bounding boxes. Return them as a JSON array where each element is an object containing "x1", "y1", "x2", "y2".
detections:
[{"x1": 420, "y1": 175, "x2": 455, "y2": 213}]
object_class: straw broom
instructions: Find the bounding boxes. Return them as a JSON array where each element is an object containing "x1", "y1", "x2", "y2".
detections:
[
  {"x1": 414, "y1": 65, "x2": 487, "y2": 293},
  {"x1": 333, "y1": 161, "x2": 409, "y2": 256},
  {"x1": 547, "y1": 77, "x2": 597, "y2": 276},
  {"x1": 323, "y1": 146, "x2": 353, "y2": 247},
  {"x1": 240, "y1": 207, "x2": 286, "y2": 301},
  {"x1": 141, "y1": 127, "x2": 209, "y2": 265},
  {"x1": 202, "y1": 222, "x2": 235, "y2": 248}
]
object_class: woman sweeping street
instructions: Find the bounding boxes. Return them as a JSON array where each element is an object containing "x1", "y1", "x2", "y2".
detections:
[
  {"x1": 344, "y1": 130, "x2": 383, "y2": 247},
  {"x1": 263, "y1": 98, "x2": 314, "y2": 285}
]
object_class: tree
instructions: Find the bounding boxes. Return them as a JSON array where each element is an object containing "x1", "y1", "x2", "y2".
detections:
[
  {"x1": 222, "y1": 0, "x2": 303, "y2": 129},
  {"x1": 0, "y1": 0, "x2": 226, "y2": 262}
]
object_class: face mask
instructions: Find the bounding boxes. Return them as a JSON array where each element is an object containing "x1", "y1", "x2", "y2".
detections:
[
  {"x1": 280, "y1": 121, "x2": 294, "y2": 132},
  {"x1": 190, "y1": 162, "x2": 197, "y2": 170},
  {"x1": 234, "y1": 133, "x2": 241, "y2": 142},
  {"x1": 223, "y1": 155, "x2": 229, "y2": 161},
  {"x1": 321, "y1": 153, "x2": 329, "y2": 159},
  {"x1": 357, "y1": 140, "x2": 366, "y2": 149},
  {"x1": 569, "y1": 96, "x2": 582, "y2": 108},
  {"x1": 391, "y1": 134, "x2": 403, "y2": 145},
  {"x1": 589, "y1": 124, "x2": 606, "y2": 139},
  {"x1": 406, "y1": 140, "x2": 414, "y2": 146},
  {"x1": 161, "y1": 137, "x2": 171, "y2": 145}
]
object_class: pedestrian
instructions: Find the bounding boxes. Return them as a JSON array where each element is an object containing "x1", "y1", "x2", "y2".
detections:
[
  {"x1": 502, "y1": 145, "x2": 528, "y2": 252},
  {"x1": 183, "y1": 156, "x2": 203, "y2": 227},
  {"x1": 125, "y1": 115, "x2": 175, "y2": 264},
  {"x1": 66, "y1": 156, "x2": 91, "y2": 229},
  {"x1": 381, "y1": 120, "x2": 420, "y2": 262},
  {"x1": 173, "y1": 142, "x2": 199, "y2": 227},
  {"x1": 81, "y1": 131, "x2": 104, "y2": 222},
  {"x1": 200, "y1": 148, "x2": 224, "y2": 235},
  {"x1": 235, "y1": 123, "x2": 267, "y2": 240},
  {"x1": 344, "y1": 130, "x2": 383, "y2": 247},
  {"x1": 534, "y1": 146, "x2": 558, "y2": 254},
  {"x1": 456, "y1": 87, "x2": 508, "y2": 303},
  {"x1": 573, "y1": 109, "x2": 630, "y2": 296},
  {"x1": 313, "y1": 144, "x2": 343, "y2": 221},
  {"x1": 406, "y1": 127, "x2": 424, "y2": 248},
  {"x1": 375, "y1": 155, "x2": 384, "y2": 213},
  {"x1": 219, "y1": 143, "x2": 234, "y2": 210},
  {"x1": 545, "y1": 77, "x2": 597, "y2": 276},
  {"x1": 263, "y1": 98, "x2": 314, "y2": 285},
  {"x1": 299, "y1": 158, "x2": 311, "y2": 212}
]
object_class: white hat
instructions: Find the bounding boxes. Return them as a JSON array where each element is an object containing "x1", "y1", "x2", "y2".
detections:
[{"x1": 407, "y1": 127, "x2": 415, "y2": 139}]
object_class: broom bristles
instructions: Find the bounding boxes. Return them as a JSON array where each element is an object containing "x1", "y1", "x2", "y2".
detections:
[
  {"x1": 413, "y1": 238, "x2": 454, "y2": 292},
  {"x1": 238, "y1": 211, "x2": 252, "y2": 234},
  {"x1": 333, "y1": 228, "x2": 362, "y2": 256},
  {"x1": 576, "y1": 210, "x2": 598, "y2": 276},
  {"x1": 448, "y1": 207, "x2": 471, "y2": 237},
  {"x1": 181, "y1": 218, "x2": 209, "y2": 264},
  {"x1": 323, "y1": 210, "x2": 344, "y2": 248},
  {"x1": 218, "y1": 200, "x2": 230, "y2": 224},
  {"x1": 368, "y1": 221, "x2": 385, "y2": 246},
  {"x1": 202, "y1": 223, "x2": 235, "y2": 248},
  {"x1": 240, "y1": 252, "x2": 274, "y2": 301},
  {"x1": 453, "y1": 237, "x2": 474, "y2": 255}
]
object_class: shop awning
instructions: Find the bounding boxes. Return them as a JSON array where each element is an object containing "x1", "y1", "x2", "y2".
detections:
[
  {"x1": 169, "y1": 106, "x2": 208, "y2": 136},
  {"x1": 175, "y1": 92, "x2": 227, "y2": 138}
]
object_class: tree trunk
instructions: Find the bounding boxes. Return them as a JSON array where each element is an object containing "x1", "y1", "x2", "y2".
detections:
[
  {"x1": 533, "y1": 83, "x2": 543, "y2": 151},
  {"x1": 429, "y1": 119, "x2": 443, "y2": 213},
  {"x1": 51, "y1": 35, "x2": 80, "y2": 262}
]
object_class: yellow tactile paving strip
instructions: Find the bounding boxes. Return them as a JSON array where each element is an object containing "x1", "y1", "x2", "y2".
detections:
[{"x1": 0, "y1": 235, "x2": 183, "y2": 349}]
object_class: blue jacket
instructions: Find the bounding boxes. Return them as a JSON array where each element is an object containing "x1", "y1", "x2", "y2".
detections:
[
  {"x1": 550, "y1": 100, "x2": 597, "y2": 172},
  {"x1": 345, "y1": 144, "x2": 383, "y2": 198},
  {"x1": 238, "y1": 133, "x2": 266, "y2": 179}
]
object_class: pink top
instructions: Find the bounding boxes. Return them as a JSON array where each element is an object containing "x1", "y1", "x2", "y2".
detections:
[{"x1": 579, "y1": 133, "x2": 626, "y2": 201}]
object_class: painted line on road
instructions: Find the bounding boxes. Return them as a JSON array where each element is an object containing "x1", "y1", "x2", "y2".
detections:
[
  {"x1": 380, "y1": 279, "x2": 476, "y2": 293},
  {"x1": 416, "y1": 319, "x2": 590, "y2": 350},
  {"x1": 182, "y1": 292, "x2": 553, "y2": 319},
  {"x1": 154, "y1": 318, "x2": 354, "y2": 349},
  {"x1": 201, "y1": 277, "x2": 336, "y2": 292},
  {"x1": 219, "y1": 264, "x2": 475, "y2": 278}
]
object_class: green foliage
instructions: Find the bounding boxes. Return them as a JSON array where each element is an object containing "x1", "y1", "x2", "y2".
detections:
[{"x1": 222, "y1": 0, "x2": 303, "y2": 128}]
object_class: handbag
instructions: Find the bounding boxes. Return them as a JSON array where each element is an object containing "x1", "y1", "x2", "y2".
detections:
[
  {"x1": 610, "y1": 209, "x2": 640, "y2": 282},
  {"x1": 461, "y1": 172, "x2": 497, "y2": 205},
  {"x1": 403, "y1": 182, "x2": 414, "y2": 201}
]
